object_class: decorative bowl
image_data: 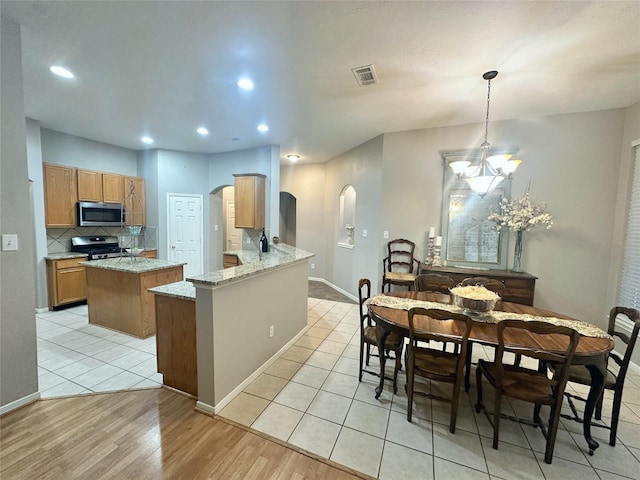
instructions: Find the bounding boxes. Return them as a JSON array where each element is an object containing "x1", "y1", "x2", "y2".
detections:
[{"x1": 450, "y1": 286, "x2": 500, "y2": 313}]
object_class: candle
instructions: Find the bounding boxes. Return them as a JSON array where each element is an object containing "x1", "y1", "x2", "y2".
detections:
[
  {"x1": 429, "y1": 226, "x2": 435, "y2": 238},
  {"x1": 435, "y1": 236, "x2": 442, "y2": 246}
]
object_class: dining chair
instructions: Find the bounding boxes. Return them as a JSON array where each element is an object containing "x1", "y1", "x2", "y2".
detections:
[
  {"x1": 561, "y1": 306, "x2": 640, "y2": 447},
  {"x1": 406, "y1": 307, "x2": 473, "y2": 433},
  {"x1": 381, "y1": 238, "x2": 419, "y2": 292},
  {"x1": 475, "y1": 319, "x2": 580, "y2": 464},
  {"x1": 358, "y1": 278, "x2": 404, "y2": 392},
  {"x1": 414, "y1": 273, "x2": 456, "y2": 294},
  {"x1": 459, "y1": 276, "x2": 507, "y2": 391}
]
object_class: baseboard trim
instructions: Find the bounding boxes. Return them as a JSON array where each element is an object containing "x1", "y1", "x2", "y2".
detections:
[
  {"x1": 195, "y1": 324, "x2": 311, "y2": 415},
  {"x1": 0, "y1": 391, "x2": 40, "y2": 417}
]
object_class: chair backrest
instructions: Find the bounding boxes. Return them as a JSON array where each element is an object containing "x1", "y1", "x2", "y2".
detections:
[
  {"x1": 460, "y1": 276, "x2": 506, "y2": 297},
  {"x1": 414, "y1": 273, "x2": 456, "y2": 293},
  {"x1": 407, "y1": 307, "x2": 473, "y2": 353},
  {"x1": 495, "y1": 320, "x2": 580, "y2": 390},
  {"x1": 358, "y1": 278, "x2": 372, "y2": 328},
  {"x1": 607, "y1": 306, "x2": 640, "y2": 385},
  {"x1": 384, "y1": 238, "x2": 417, "y2": 274}
]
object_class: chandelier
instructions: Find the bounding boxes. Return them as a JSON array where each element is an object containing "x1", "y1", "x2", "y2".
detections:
[{"x1": 449, "y1": 70, "x2": 521, "y2": 196}]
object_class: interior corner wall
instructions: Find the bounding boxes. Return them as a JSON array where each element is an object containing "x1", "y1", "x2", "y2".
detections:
[
  {"x1": 324, "y1": 136, "x2": 384, "y2": 296},
  {"x1": 280, "y1": 162, "x2": 328, "y2": 277},
  {"x1": 26, "y1": 118, "x2": 48, "y2": 310},
  {"x1": 1, "y1": 16, "x2": 39, "y2": 408}
]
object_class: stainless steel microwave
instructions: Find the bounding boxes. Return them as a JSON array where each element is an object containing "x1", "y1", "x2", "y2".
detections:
[{"x1": 77, "y1": 202, "x2": 125, "y2": 227}]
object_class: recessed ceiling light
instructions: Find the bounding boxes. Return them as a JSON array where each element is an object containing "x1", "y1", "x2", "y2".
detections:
[
  {"x1": 50, "y1": 65, "x2": 75, "y2": 79},
  {"x1": 141, "y1": 136, "x2": 154, "y2": 144},
  {"x1": 286, "y1": 154, "x2": 300, "y2": 163},
  {"x1": 237, "y1": 78, "x2": 254, "y2": 90},
  {"x1": 196, "y1": 127, "x2": 209, "y2": 136},
  {"x1": 257, "y1": 124, "x2": 269, "y2": 133}
]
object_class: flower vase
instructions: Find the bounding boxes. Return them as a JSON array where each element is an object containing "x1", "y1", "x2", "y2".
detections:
[{"x1": 512, "y1": 230, "x2": 524, "y2": 273}]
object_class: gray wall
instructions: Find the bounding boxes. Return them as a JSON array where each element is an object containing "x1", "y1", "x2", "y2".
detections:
[{"x1": 1, "y1": 16, "x2": 38, "y2": 409}]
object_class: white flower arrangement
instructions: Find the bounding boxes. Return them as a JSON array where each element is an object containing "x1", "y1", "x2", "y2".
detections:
[{"x1": 488, "y1": 192, "x2": 553, "y2": 232}]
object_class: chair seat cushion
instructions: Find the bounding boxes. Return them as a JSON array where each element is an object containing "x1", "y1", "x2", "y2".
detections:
[
  {"x1": 412, "y1": 346, "x2": 459, "y2": 378},
  {"x1": 364, "y1": 325, "x2": 404, "y2": 348},
  {"x1": 384, "y1": 272, "x2": 416, "y2": 283},
  {"x1": 479, "y1": 360, "x2": 555, "y2": 404}
]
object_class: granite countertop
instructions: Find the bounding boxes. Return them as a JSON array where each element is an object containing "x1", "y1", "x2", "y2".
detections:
[
  {"x1": 45, "y1": 252, "x2": 89, "y2": 261},
  {"x1": 187, "y1": 243, "x2": 314, "y2": 288},
  {"x1": 148, "y1": 281, "x2": 195, "y2": 301},
  {"x1": 81, "y1": 257, "x2": 186, "y2": 273}
]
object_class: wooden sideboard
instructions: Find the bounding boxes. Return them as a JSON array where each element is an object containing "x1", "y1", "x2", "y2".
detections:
[{"x1": 419, "y1": 264, "x2": 537, "y2": 306}]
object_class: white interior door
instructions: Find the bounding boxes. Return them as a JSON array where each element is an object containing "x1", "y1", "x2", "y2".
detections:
[
  {"x1": 226, "y1": 201, "x2": 243, "y2": 251},
  {"x1": 168, "y1": 194, "x2": 203, "y2": 278}
]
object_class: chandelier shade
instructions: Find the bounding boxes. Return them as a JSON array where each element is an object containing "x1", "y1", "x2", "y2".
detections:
[{"x1": 450, "y1": 70, "x2": 521, "y2": 196}]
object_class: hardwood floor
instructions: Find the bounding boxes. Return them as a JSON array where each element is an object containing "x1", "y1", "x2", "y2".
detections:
[{"x1": 0, "y1": 388, "x2": 371, "y2": 480}]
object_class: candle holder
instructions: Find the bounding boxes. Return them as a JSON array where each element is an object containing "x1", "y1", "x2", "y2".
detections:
[
  {"x1": 425, "y1": 236, "x2": 435, "y2": 265},
  {"x1": 431, "y1": 245, "x2": 442, "y2": 267}
]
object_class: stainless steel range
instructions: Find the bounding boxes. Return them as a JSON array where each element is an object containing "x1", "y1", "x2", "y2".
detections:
[{"x1": 71, "y1": 235, "x2": 125, "y2": 260}]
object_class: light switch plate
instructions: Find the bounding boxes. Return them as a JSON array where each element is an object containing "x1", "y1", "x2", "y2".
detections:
[
  {"x1": 383, "y1": 230, "x2": 389, "y2": 239},
  {"x1": 2, "y1": 234, "x2": 18, "y2": 251},
  {"x1": 362, "y1": 229, "x2": 368, "y2": 238}
]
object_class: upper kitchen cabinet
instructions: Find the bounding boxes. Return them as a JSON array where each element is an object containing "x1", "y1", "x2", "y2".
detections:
[
  {"x1": 123, "y1": 176, "x2": 146, "y2": 226},
  {"x1": 43, "y1": 163, "x2": 77, "y2": 227},
  {"x1": 77, "y1": 169, "x2": 103, "y2": 202},
  {"x1": 102, "y1": 173, "x2": 124, "y2": 203},
  {"x1": 233, "y1": 174, "x2": 265, "y2": 229}
]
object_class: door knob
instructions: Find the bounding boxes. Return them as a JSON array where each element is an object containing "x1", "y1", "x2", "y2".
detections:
[{"x1": 171, "y1": 245, "x2": 176, "y2": 249}]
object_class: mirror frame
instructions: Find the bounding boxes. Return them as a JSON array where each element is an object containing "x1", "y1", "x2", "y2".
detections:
[{"x1": 440, "y1": 147, "x2": 518, "y2": 270}]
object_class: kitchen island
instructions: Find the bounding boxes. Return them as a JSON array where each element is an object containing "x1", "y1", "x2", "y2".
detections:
[
  {"x1": 83, "y1": 257, "x2": 185, "y2": 338},
  {"x1": 188, "y1": 243, "x2": 314, "y2": 413}
]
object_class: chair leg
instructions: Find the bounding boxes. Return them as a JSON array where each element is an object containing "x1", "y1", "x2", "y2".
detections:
[
  {"x1": 544, "y1": 405, "x2": 562, "y2": 464},
  {"x1": 359, "y1": 339, "x2": 364, "y2": 381},
  {"x1": 366, "y1": 342, "x2": 371, "y2": 366},
  {"x1": 464, "y1": 342, "x2": 474, "y2": 392},
  {"x1": 474, "y1": 364, "x2": 483, "y2": 413},
  {"x1": 609, "y1": 389, "x2": 622, "y2": 446},
  {"x1": 406, "y1": 354, "x2": 414, "y2": 422},
  {"x1": 450, "y1": 379, "x2": 462, "y2": 434},
  {"x1": 493, "y1": 391, "x2": 502, "y2": 450},
  {"x1": 393, "y1": 344, "x2": 403, "y2": 394}
]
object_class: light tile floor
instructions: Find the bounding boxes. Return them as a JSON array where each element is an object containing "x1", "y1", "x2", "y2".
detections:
[
  {"x1": 220, "y1": 297, "x2": 640, "y2": 480},
  {"x1": 37, "y1": 304, "x2": 162, "y2": 398}
]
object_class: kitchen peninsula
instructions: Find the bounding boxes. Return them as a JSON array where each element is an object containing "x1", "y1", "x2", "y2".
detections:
[
  {"x1": 187, "y1": 243, "x2": 314, "y2": 413},
  {"x1": 83, "y1": 257, "x2": 185, "y2": 338}
]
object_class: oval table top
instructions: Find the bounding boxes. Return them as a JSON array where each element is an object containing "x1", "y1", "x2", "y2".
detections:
[{"x1": 367, "y1": 291, "x2": 613, "y2": 362}]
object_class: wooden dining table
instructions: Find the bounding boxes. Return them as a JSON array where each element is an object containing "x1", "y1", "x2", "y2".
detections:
[{"x1": 367, "y1": 291, "x2": 614, "y2": 455}]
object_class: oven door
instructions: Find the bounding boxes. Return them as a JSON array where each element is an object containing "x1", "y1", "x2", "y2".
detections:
[{"x1": 77, "y1": 202, "x2": 125, "y2": 227}]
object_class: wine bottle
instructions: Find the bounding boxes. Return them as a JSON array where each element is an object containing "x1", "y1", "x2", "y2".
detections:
[{"x1": 260, "y1": 229, "x2": 269, "y2": 252}]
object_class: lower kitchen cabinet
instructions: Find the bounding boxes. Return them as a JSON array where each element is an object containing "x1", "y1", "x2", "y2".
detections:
[{"x1": 46, "y1": 256, "x2": 88, "y2": 309}]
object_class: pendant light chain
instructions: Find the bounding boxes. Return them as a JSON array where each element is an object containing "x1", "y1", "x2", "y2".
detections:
[{"x1": 484, "y1": 77, "x2": 492, "y2": 146}]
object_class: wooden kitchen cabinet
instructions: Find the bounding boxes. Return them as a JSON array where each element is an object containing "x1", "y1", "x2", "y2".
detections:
[
  {"x1": 102, "y1": 173, "x2": 124, "y2": 203},
  {"x1": 233, "y1": 174, "x2": 265, "y2": 229},
  {"x1": 46, "y1": 256, "x2": 88, "y2": 309},
  {"x1": 43, "y1": 163, "x2": 78, "y2": 227},
  {"x1": 77, "y1": 169, "x2": 103, "y2": 202},
  {"x1": 123, "y1": 176, "x2": 146, "y2": 225},
  {"x1": 419, "y1": 264, "x2": 537, "y2": 306},
  {"x1": 223, "y1": 254, "x2": 240, "y2": 268}
]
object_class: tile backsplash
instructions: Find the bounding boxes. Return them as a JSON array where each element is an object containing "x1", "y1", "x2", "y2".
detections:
[{"x1": 47, "y1": 226, "x2": 158, "y2": 254}]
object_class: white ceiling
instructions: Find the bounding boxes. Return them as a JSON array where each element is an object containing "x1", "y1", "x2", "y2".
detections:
[{"x1": 3, "y1": 1, "x2": 640, "y2": 164}]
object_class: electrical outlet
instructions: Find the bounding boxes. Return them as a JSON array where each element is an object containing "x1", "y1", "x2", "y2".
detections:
[
  {"x1": 311, "y1": 263, "x2": 315, "y2": 270},
  {"x1": 269, "y1": 325, "x2": 274, "y2": 337},
  {"x1": 383, "y1": 230, "x2": 389, "y2": 239},
  {"x1": 362, "y1": 229, "x2": 368, "y2": 238},
  {"x1": 214, "y1": 224, "x2": 219, "y2": 231},
  {"x1": 246, "y1": 237, "x2": 251, "y2": 245}
]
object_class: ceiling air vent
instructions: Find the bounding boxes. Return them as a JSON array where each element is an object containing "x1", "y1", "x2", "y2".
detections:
[{"x1": 351, "y1": 64, "x2": 378, "y2": 86}]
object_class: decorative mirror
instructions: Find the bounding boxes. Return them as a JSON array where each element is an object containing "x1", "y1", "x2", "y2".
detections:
[{"x1": 440, "y1": 148, "x2": 517, "y2": 270}]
